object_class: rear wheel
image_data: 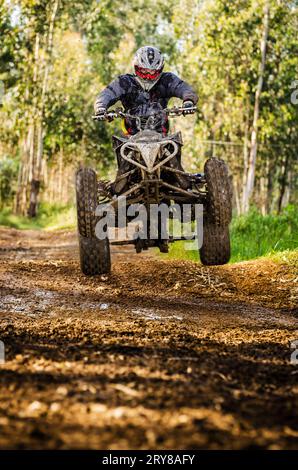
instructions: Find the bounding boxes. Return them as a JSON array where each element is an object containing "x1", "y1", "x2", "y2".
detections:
[
  {"x1": 76, "y1": 168, "x2": 111, "y2": 275},
  {"x1": 204, "y1": 157, "x2": 232, "y2": 226},
  {"x1": 200, "y1": 222, "x2": 230, "y2": 266},
  {"x1": 200, "y1": 158, "x2": 232, "y2": 265}
]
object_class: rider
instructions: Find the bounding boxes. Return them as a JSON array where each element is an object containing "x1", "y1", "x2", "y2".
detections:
[
  {"x1": 94, "y1": 45, "x2": 198, "y2": 134},
  {"x1": 94, "y1": 46, "x2": 198, "y2": 191}
]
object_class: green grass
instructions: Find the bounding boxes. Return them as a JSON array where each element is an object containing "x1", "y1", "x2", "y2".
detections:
[
  {"x1": 0, "y1": 203, "x2": 76, "y2": 231},
  {"x1": 166, "y1": 205, "x2": 298, "y2": 264},
  {"x1": 269, "y1": 249, "x2": 298, "y2": 271}
]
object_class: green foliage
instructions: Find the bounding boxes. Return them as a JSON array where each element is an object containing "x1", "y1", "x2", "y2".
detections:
[
  {"x1": 0, "y1": 202, "x2": 75, "y2": 230},
  {"x1": 166, "y1": 206, "x2": 298, "y2": 263},
  {"x1": 0, "y1": 2, "x2": 22, "y2": 88},
  {"x1": 0, "y1": 157, "x2": 19, "y2": 208},
  {"x1": 0, "y1": 0, "x2": 297, "y2": 215},
  {"x1": 230, "y1": 205, "x2": 298, "y2": 261},
  {"x1": 171, "y1": 0, "x2": 298, "y2": 207},
  {"x1": 270, "y1": 249, "x2": 298, "y2": 271}
]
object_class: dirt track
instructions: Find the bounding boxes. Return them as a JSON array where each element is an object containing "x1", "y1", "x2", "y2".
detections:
[{"x1": 0, "y1": 227, "x2": 297, "y2": 449}]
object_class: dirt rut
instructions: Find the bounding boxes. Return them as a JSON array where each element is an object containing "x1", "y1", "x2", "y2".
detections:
[{"x1": 0, "y1": 227, "x2": 297, "y2": 449}]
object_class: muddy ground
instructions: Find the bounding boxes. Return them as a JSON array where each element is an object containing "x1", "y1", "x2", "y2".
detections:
[{"x1": 0, "y1": 227, "x2": 297, "y2": 449}]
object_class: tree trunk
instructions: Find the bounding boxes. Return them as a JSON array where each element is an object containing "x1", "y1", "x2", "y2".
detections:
[
  {"x1": 277, "y1": 153, "x2": 290, "y2": 213},
  {"x1": 27, "y1": 180, "x2": 41, "y2": 218},
  {"x1": 14, "y1": 33, "x2": 40, "y2": 215},
  {"x1": 282, "y1": 169, "x2": 292, "y2": 207},
  {"x1": 266, "y1": 156, "x2": 275, "y2": 214},
  {"x1": 260, "y1": 175, "x2": 267, "y2": 215},
  {"x1": 15, "y1": 136, "x2": 29, "y2": 214},
  {"x1": 233, "y1": 177, "x2": 241, "y2": 216},
  {"x1": 242, "y1": 1, "x2": 269, "y2": 213},
  {"x1": 240, "y1": 97, "x2": 250, "y2": 213},
  {"x1": 58, "y1": 147, "x2": 63, "y2": 202},
  {"x1": 27, "y1": 0, "x2": 60, "y2": 217}
]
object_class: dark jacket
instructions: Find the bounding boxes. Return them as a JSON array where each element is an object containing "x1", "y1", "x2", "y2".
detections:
[{"x1": 95, "y1": 72, "x2": 198, "y2": 113}]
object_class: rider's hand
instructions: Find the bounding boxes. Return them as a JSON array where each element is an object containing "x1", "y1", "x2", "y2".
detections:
[
  {"x1": 182, "y1": 101, "x2": 195, "y2": 115},
  {"x1": 94, "y1": 103, "x2": 107, "y2": 120}
]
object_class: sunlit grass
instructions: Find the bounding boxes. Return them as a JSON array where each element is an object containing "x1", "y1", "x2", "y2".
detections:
[
  {"x1": 0, "y1": 203, "x2": 76, "y2": 231},
  {"x1": 268, "y1": 249, "x2": 298, "y2": 271},
  {"x1": 165, "y1": 205, "x2": 298, "y2": 264}
]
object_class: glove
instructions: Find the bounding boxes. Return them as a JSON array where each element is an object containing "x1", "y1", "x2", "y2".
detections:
[
  {"x1": 94, "y1": 102, "x2": 107, "y2": 120},
  {"x1": 182, "y1": 101, "x2": 195, "y2": 115}
]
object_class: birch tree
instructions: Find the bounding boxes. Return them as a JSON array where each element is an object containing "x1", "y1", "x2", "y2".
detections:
[
  {"x1": 242, "y1": 0, "x2": 270, "y2": 213},
  {"x1": 1, "y1": 0, "x2": 297, "y2": 216},
  {"x1": 14, "y1": 0, "x2": 60, "y2": 217}
]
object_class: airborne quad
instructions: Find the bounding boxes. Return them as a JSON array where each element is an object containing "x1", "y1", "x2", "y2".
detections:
[{"x1": 76, "y1": 107, "x2": 232, "y2": 275}]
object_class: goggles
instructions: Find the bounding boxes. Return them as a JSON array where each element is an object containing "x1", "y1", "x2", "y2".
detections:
[{"x1": 135, "y1": 65, "x2": 163, "y2": 80}]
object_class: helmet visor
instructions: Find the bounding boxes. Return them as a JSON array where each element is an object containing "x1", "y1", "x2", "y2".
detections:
[{"x1": 135, "y1": 65, "x2": 163, "y2": 80}]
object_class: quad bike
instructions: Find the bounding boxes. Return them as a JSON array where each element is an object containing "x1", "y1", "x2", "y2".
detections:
[{"x1": 76, "y1": 107, "x2": 232, "y2": 275}]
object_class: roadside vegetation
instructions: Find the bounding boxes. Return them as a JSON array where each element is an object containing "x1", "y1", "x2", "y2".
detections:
[
  {"x1": 0, "y1": 1, "x2": 297, "y2": 268},
  {"x1": 0, "y1": 203, "x2": 76, "y2": 231},
  {"x1": 1, "y1": 1, "x2": 297, "y2": 219},
  {"x1": 0, "y1": 204, "x2": 297, "y2": 264},
  {"x1": 166, "y1": 205, "x2": 298, "y2": 264}
]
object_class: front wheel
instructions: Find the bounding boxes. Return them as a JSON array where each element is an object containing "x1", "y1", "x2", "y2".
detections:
[
  {"x1": 200, "y1": 222, "x2": 230, "y2": 266},
  {"x1": 76, "y1": 167, "x2": 111, "y2": 275},
  {"x1": 79, "y1": 235, "x2": 111, "y2": 275}
]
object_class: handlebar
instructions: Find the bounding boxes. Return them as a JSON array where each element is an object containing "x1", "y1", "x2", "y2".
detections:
[{"x1": 92, "y1": 106, "x2": 197, "y2": 121}]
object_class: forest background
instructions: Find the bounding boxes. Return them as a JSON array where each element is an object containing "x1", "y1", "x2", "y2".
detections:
[{"x1": 0, "y1": 0, "x2": 297, "y2": 261}]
